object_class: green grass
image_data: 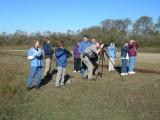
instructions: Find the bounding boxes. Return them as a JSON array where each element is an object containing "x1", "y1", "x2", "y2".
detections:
[{"x1": 0, "y1": 51, "x2": 160, "y2": 120}]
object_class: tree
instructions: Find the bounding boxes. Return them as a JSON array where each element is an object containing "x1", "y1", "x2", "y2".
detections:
[
  {"x1": 133, "y1": 16, "x2": 154, "y2": 35},
  {"x1": 154, "y1": 16, "x2": 160, "y2": 33},
  {"x1": 100, "y1": 18, "x2": 131, "y2": 35}
]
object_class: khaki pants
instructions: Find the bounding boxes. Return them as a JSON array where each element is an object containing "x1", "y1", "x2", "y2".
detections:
[
  {"x1": 81, "y1": 54, "x2": 93, "y2": 79},
  {"x1": 44, "y1": 58, "x2": 51, "y2": 76},
  {"x1": 108, "y1": 57, "x2": 115, "y2": 70},
  {"x1": 55, "y1": 66, "x2": 66, "y2": 86}
]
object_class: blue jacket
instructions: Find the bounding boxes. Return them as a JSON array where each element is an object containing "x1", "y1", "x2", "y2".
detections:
[
  {"x1": 108, "y1": 45, "x2": 116, "y2": 58},
  {"x1": 55, "y1": 48, "x2": 67, "y2": 67},
  {"x1": 78, "y1": 41, "x2": 92, "y2": 54},
  {"x1": 43, "y1": 43, "x2": 54, "y2": 59},
  {"x1": 28, "y1": 47, "x2": 44, "y2": 67},
  {"x1": 121, "y1": 45, "x2": 129, "y2": 58}
]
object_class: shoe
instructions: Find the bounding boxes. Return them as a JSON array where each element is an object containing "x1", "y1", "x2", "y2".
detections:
[
  {"x1": 35, "y1": 85, "x2": 40, "y2": 90},
  {"x1": 66, "y1": 80, "x2": 71, "y2": 84},
  {"x1": 26, "y1": 86, "x2": 31, "y2": 91},
  {"x1": 60, "y1": 83, "x2": 64, "y2": 86},
  {"x1": 125, "y1": 73, "x2": 128, "y2": 75},
  {"x1": 112, "y1": 69, "x2": 115, "y2": 70},
  {"x1": 132, "y1": 71, "x2": 135, "y2": 74},
  {"x1": 82, "y1": 76, "x2": 88, "y2": 79},
  {"x1": 77, "y1": 71, "x2": 80, "y2": 72},
  {"x1": 108, "y1": 69, "x2": 111, "y2": 71},
  {"x1": 128, "y1": 71, "x2": 135, "y2": 74},
  {"x1": 120, "y1": 73, "x2": 126, "y2": 75},
  {"x1": 55, "y1": 85, "x2": 60, "y2": 88},
  {"x1": 74, "y1": 70, "x2": 76, "y2": 73},
  {"x1": 88, "y1": 78, "x2": 96, "y2": 81}
]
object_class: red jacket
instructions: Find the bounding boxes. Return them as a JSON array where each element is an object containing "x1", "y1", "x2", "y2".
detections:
[{"x1": 128, "y1": 43, "x2": 139, "y2": 57}]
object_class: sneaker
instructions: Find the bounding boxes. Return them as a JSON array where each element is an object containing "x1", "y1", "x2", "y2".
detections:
[
  {"x1": 55, "y1": 85, "x2": 60, "y2": 88},
  {"x1": 60, "y1": 83, "x2": 64, "y2": 86},
  {"x1": 82, "y1": 76, "x2": 88, "y2": 79},
  {"x1": 112, "y1": 69, "x2": 115, "y2": 70},
  {"x1": 125, "y1": 73, "x2": 128, "y2": 75},
  {"x1": 74, "y1": 70, "x2": 76, "y2": 73},
  {"x1": 88, "y1": 78, "x2": 96, "y2": 81},
  {"x1": 66, "y1": 80, "x2": 71, "y2": 84},
  {"x1": 120, "y1": 73, "x2": 126, "y2": 75},
  {"x1": 132, "y1": 71, "x2": 136, "y2": 74},
  {"x1": 108, "y1": 69, "x2": 111, "y2": 71},
  {"x1": 128, "y1": 71, "x2": 135, "y2": 74}
]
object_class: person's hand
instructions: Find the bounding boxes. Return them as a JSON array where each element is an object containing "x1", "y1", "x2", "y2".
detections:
[
  {"x1": 35, "y1": 55, "x2": 43, "y2": 59},
  {"x1": 125, "y1": 43, "x2": 128, "y2": 46},
  {"x1": 100, "y1": 44, "x2": 104, "y2": 49}
]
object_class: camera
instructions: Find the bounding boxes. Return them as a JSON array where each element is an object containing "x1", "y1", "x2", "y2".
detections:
[{"x1": 99, "y1": 42, "x2": 108, "y2": 47}]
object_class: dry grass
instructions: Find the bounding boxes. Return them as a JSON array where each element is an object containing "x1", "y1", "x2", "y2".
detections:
[{"x1": 0, "y1": 50, "x2": 160, "y2": 120}]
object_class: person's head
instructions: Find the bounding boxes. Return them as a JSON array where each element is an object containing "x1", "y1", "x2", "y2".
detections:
[
  {"x1": 109, "y1": 43, "x2": 114, "y2": 46},
  {"x1": 58, "y1": 41, "x2": 64, "y2": 48},
  {"x1": 123, "y1": 43, "x2": 128, "y2": 46},
  {"x1": 75, "y1": 40, "x2": 80, "y2": 45},
  {"x1": 130, "y1": 40, "x2": 135, "y2": 43},
  {"x1": 83, "y1": 35, "x2": 89, "y2": 42},
  {"x1": 32, "y1": 39, "x2": 40, "y2": 48},
  {"x1": 95, "y1": 42, "x2": 101, "y2": 48},
  {"x1": 44, "y1": 38, "x2": 50, "y2": 44},
  {"x1": 91, "y1": 38, "x2": 96, "y2": 44}
]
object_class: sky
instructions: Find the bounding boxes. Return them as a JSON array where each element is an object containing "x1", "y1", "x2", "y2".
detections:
[{"x1": 0, "y1": 0, "x2": 159, "y2": 34}]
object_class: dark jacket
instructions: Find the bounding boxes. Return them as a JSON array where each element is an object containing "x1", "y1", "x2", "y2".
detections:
[
  {"x1": 43, "y1": 43, "x2": 54, "y2": 59},
  {"x1": 128, "y1": 43, "x2": 139, "y2": 57},
  {"x1": 121, "y1": 45, "x2": 129, "y2": 58},
  {"x1": 72, "y1": 45, "x2": 80, "y2": 58},
  {"x1": 55, "y1": 48, "x2": 67, "y2": 67}
]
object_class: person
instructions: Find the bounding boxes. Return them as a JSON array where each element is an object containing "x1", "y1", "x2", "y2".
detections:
[
  {"x1": 26, "y1": 39, "x2": 44, "y2": 91},
  {"x1": 55, "y1": 41, "x2": 69, "y2": 88},
  {"x1": 107, "y1": 43, "x2": 116, "y2": 71},
  {"x1": 120, "y1": 43, "x2": 130, "y2": 75},
  {"x1": 43, "y1": 38, "x2": 54, "y2": 77},
  {"x1": 72, "y1": 40, "x2": 81, "y2": 72},
  {"x1": 78, "y1": 35, "x2": 92, "y2": 77},
  {"x1": 91, "y1": 38, "x2": 97, "y2": 45},
  {"x1": 128, "y1": 40, "x2": 139, "y2": 74},
  {"x1": 82, "y1": 42, "x2": 104, "y2": 80}
]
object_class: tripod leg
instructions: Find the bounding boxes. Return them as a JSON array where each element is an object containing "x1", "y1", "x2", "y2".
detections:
[{"x1": 103, "y1": 50, "x2": 125, "y2": 81}]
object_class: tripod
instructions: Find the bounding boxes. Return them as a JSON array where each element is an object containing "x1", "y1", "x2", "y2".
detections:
[{"x1": 98, "y1": 48, "x2": 124, "y2": 81}]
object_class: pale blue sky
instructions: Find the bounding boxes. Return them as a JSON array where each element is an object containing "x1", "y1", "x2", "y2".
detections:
[{"x1": 0, "y1": 0, "x2": 159, "y2": 34}]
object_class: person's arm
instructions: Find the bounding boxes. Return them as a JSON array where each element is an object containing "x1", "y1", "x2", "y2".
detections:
[
  {"x1": 78, "y1": 42, "x2": 83, "y2": 54},
  {"x1": 96, "y1": 44, "x2": 104, "y2": 54},
  {"x1": 122, "y1": 46, "x2": 129, "y2": 52},
  {"x1": 55, "y1": 49, "x2": 65, "y2": 58},
  {"x1": 135, "y1": 43, "x2": 139, "y2": 49},
  {"x1": 28, "y1": 48, "x2": 35, "y2": 59}
]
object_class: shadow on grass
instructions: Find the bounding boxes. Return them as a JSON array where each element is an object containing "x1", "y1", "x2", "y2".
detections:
[
  {"x1": 39, "y1": 69, "x2": 58, "y2": 87},
  {"x1": 64, "y1": 74, "x2": 74, "y2": 84}
]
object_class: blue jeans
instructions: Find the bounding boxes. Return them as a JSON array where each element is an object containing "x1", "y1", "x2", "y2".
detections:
[
  {"x1": 27, "y1": 66, "x2": 43, "y2": 87},
  {"x1": 81, "y1": 62, "x2": 87, "y2": 76},
  {"x1": 129, "y1": 56, "x2": 136, "y2": 72},
  {"x1": 121, "y1": 59, "x2": 128, "y2": 73}
]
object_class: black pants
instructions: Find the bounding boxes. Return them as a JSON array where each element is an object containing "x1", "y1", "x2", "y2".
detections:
[{"x1": 74, "y1": 58, "x2": 81, "y2": 71}]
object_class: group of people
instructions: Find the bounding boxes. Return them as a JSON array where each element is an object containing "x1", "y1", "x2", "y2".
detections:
[
  {"x1": 26, "y1": 38, "x2": 70, "y2": 90},
  {"x1": 26, "y1": 36, "x2": 139, "y2": 91}
]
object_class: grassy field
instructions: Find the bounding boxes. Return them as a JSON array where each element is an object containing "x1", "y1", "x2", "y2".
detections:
[{"x1": 0, "y1": 50, "x2": 160, "y2": 120}]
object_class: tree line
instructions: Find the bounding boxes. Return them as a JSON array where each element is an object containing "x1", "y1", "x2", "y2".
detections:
[{"x1": 0, "y1": 16, "x2": 160, "y2": 47}]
